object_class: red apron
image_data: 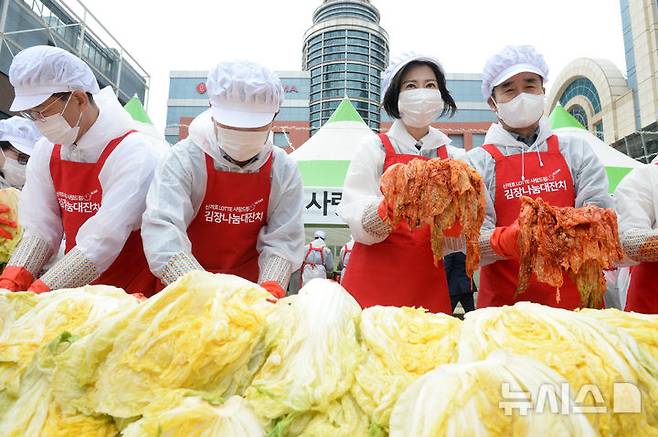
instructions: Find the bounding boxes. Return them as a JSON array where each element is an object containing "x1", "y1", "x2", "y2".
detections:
[
  {"x1": 186, "y1": 152, "x2": 272, "y2": 282},
  {"x1": 477, "y1": 135, "x2": 584, "y2": 309},
  {"x1": 625, "y1": 262, "x2": 658, "y2": 313},
  {"x1": 342, "y1": 133, "x2": 452, "y2": 314},
  {"x1": 300, "y1": 243, "x2": 326, "y2": 286},
  {"x1": 49, "y1": 131, "x2": 159, "y2": 296}
]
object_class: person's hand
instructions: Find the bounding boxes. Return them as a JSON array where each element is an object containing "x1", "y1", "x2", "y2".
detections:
[
  {"x1": 490, "y1": 220, "x2": 521, "y2": 259},
  {"x1": 0, "y1": 266, "x2": 35, "y2": 291},
  {"x1": 28, "y1": 279, "x2": 50, "y2": 293},
  {"x1": 0, "y1": 203, "x2": 17, "y2": 240},
  {"x1": 260, "y1": 280, "x2": 286, "y2": 300},
  {"x1": 377, "y1": 200, "x2": 394, "y2": 223}
]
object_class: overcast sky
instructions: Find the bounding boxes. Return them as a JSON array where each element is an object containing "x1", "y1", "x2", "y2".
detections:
[{"x1": 78, "y1": 0, "x2": 626, "y2": 132}]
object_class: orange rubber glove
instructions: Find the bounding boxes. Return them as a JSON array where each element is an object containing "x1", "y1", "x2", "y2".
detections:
[
  {"x1": 0, "y1": 266, "x2": 34, "y2": 291},
  {"x1": 28, "y1": 279, "x2": 50, "y2": 293},
  {"x1": 444, "y1": 220, "x2": 462, "y2": 237},
  {"x1": 377, "y1": 199, "x2": 393, "y2": 223},
  {"x1": 490, "y1": 221, "x2": 521, "y2": 259},
  {"x1": 260, "y1": 280, "x2": 286, "y2": 300}
]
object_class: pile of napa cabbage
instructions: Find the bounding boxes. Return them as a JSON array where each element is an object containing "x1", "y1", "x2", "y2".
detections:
[{"x1": 0, "y1": 272, "x2": 656, "y2": 436}]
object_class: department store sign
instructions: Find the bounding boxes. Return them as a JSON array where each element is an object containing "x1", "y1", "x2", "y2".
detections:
[{"x1": 195, "y1": 82, "x2": 298, "y2": 94}]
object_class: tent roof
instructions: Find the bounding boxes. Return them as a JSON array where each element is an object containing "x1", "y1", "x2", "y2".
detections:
[
  {"x1": 123, "y1": 96, "x2": 153, "y2": 124},
  {"x1": 549, "y1": 104, "x2": 586, "y2": 130},
  {"x1": 553, "y1": 127, "x2": 642, "y2": 192},
  {"x1": 291, "y1": 98, "x2": 376, "y2": 187},
  {"x1": 326, "y1": 97, "x2": 365, "y2": 124}
]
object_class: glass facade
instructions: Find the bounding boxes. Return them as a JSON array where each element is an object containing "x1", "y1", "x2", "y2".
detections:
[
  {"x1": 559, "y1": 78, "x2": 602, "y2": 113},
  {"x1": 304, "y1": 1, "x2": 388, "y2": 134},
  {"x1": 0, "y1": 0, "x2": 148, "y2": 105},
  {"x1": 619, "y1": 0, "x2": 641, "y2": 129},
  {"x1": 569, "y1": 104, "x2": 589, "y2": 128}
]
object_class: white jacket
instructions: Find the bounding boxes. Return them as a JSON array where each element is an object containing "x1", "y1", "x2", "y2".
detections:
[
  {"x1": 141, "y1": 109, "x2": 305, "y2": 280},
  {"x1": 337, "y1": 119, "x2": 466, "y2": 246},
  {"x1": 18, "y1": 87, "x2": 166, "y2": 273},
  {"x1": 614, "y1": 157, "x2": 658, "y2": 263},
  {"x1": 467, "y1": 117, "x2": 612, "y2": 234}
]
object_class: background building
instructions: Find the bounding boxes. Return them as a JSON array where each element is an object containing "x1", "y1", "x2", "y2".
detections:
[
  {"x1": 165, "y1": 70, "x2": 311, "y2": 150},
  {"x1": 547, "y1": 0, "x2": 658, "y2": 163},
  {"x1": 0, "y1": 0, "x2": 149, "y2": 119},
  {"x1": 166, "y1": 0, "x2": 496, "y2": 150},
  {"x1": 303, "y1": 0, "x2": 389, "y2": 134}
]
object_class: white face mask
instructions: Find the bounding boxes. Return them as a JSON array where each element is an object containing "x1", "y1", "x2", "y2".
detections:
[
  {"x1": 398, "y1": 88, "x2": 444, "y2": 128},
  {"x1": 3, "y1": 157, "x2": 26, "y2": 188},
  {"x1": 493, "y1": 92, "x2": 545, "y2": 129},
  {"x1": 215, "y1": 125, "x2": 270, "y2": 162},
  {"x1": 34, "y1": 94, "x2": 83, "y2": 146}
]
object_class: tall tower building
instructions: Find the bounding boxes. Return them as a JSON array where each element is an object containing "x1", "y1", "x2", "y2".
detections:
[
  {"x1": 303, "y1": 0, "x2": 389, "y2": 134},
  {"x1": 619, "y1": 0, "x2": 658, "y2": 131}
]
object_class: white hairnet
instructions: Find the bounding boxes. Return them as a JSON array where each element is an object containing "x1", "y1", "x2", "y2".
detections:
[
  {"x1": 207, "y1": 60, "x2": 284, "y2": 129},
  {"x1": 0, "y1": 116, "x2": 42, "y2": 155},
  {"x1": 481, "y1": 45, "x2": 549, "y2": 99},
  {"x1": 381, "y1": 52, "x2": 445, "y2": 102},
  {"x1": 9, "y1": 45, "x2": 100, "y2": 112},
  {"x1": 314, "y1": 230, "x2": 327, "y2": 240}
]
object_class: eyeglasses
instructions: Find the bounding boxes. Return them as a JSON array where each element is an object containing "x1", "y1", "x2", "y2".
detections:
[
  {"x1": 16, "y1": 152, "x2": 29, "y2": 165},
  {"x1": 19, "y1": 94, "x2": 68, "y2": 122}
]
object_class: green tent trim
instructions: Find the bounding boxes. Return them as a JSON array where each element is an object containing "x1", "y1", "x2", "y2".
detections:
[
  {"x1": 549, "y1": 104, "x2": 586, "y2": 130},
  {"x1": 297, "y1": 160, "x2": 351, "y2": 186},
  {"x1": 123, "y1": 96, "x2": 153, "y2": 124},
  {"x1": 606, "y1": 166, "x2": 633, "y2": 192},
  {"x1": 326, "y1": 98, "x2": 365, "y2": 124}
]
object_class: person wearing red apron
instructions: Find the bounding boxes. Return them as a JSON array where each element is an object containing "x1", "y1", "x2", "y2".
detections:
[
  {"x1": 0, "y1": 45, "x2": 164, "y2": 294},
  {"x1": 343, "y1": 134, "x2": 453, "y2": 312},
  {"x1": 300, "y1": 231, "x2": 334, "y2": 287},
  {"x1": 337, "y1": 52, "x2": 462, "y2": 314},
  {"x1": 477, "y1": 136, "x2": 582, "y2": 308},
  {"x1": 615, "y1": 159, "x2": 658, "y2": 313},
  {"x1": 338, "y1": 237, "x2": 354, "y2": 284},
  {"x1": 469, "y1": 45, "x2": 612, "y2": 309},
  {"x1": 141, "y1": 60, "x2": 304, "y2": 299}
]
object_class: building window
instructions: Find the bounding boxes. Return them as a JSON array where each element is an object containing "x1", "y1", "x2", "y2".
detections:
[
  {"x1": 569, "y1": 104, "x2": 589, "y2": 128},
  {"x1": 594, "y1": 121, "x2": 604, "y2": 141},
  {"x1": 448, "y1": 135, "x2": 464, "y2": 148},
  {"x1": 559, "y1": 78, "x2": 602, "y2": 113},
  {"x1": 273, "y1": 132, "x2": 290, "y2": 148},
  {"x1": 472, "y1": 134, "x2": 487, "y2": 148}
]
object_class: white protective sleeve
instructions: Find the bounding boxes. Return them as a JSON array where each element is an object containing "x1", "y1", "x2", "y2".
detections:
[
  {"x1": 615, "y1": 162, "x2": 658, "y2": 263},
  {"x1": 141, "y1": 116, "x2": 305, "y2": 281},
  {"x1": 337, "y1": 119, "x2": 465, "y2": 246}
]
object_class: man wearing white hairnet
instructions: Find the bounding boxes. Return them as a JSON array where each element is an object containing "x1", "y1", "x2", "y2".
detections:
[
  {"x1": 141, "y1": 60, "x2": 304, "y2": 299},
  {"x1": 300, "y1": 230, "x2": 334, "y2": 286},
  {"x1": 467, "y1": 45, "x2": 610, "y2": 309},
  {"x1": 0, "y1": 45, "x2": 164, "y2": 294},
  {"x1": 615, "y1": 156, "x2": 658, "y2": 313},
  {"x1": 0, "y1": 116, "x2": 42, "y2": 189}
]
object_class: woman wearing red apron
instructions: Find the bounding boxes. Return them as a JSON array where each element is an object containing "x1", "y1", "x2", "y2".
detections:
[
  {"x1": 615, "y1": 158, "x2": 658, "y2": 313},
  {"x1": 338, "y1": 52, "x2": 463, "y2": 314},
  {"x1": 468, "y1": 45, "x2": 612, "y2": 309},
  {"x1": 0, "y1": 46, "x2": 163, "y2": 295},
  {"x1": 141, "y1": 60, "x2": 304, "y2": 299}
]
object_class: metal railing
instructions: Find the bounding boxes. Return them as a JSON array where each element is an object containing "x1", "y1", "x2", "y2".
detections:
[{"x1": 0, "y1": 0, "x2": 150, "y2": 106}]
